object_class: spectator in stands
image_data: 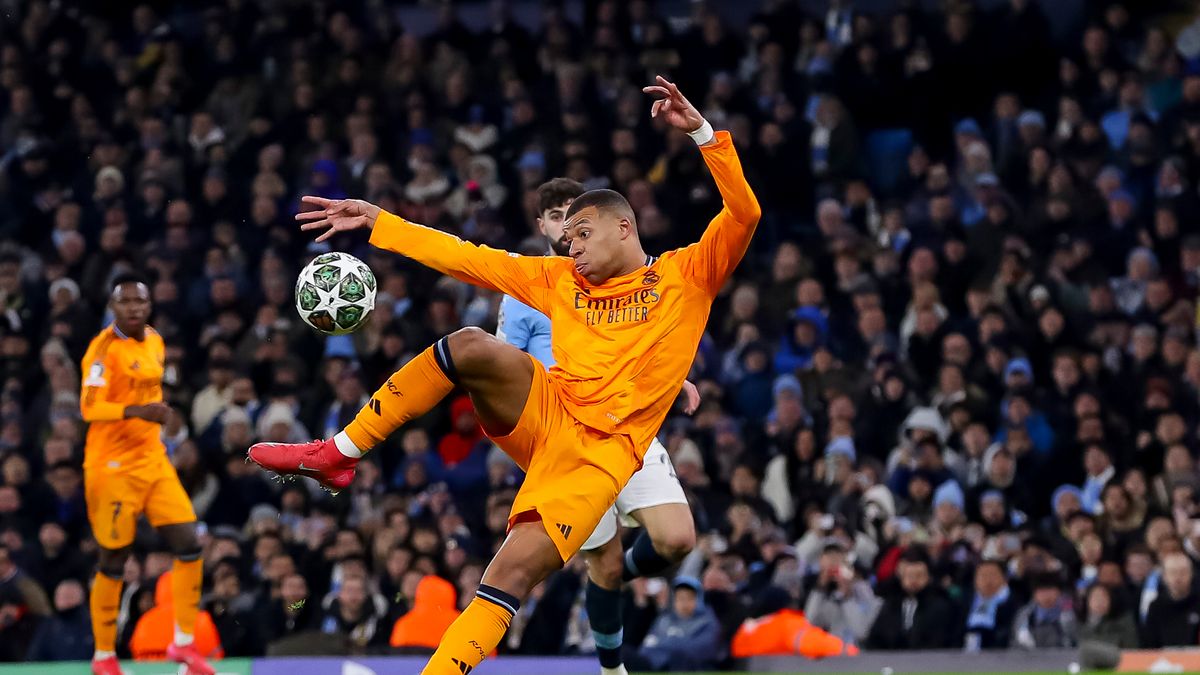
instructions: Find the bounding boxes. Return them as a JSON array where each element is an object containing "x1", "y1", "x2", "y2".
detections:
[
  {"x1": 316, "y1": 574, "x2": 388, "y2": 652},
  {"x1": 629, "y1": 576, "x2": 721, "y2": 672},
  {"x1": 803, "y1": 542, "x2": 880, "y2": 645},
  {"x1": 867, "y1": 550, "x2": 956, "y2": 649},
  {"x1": 1141, "y1": 552, "x2": 1200, "y2": 647},
  {"x1": 962, "y1": 559, "x2": 1019, "y2": 650},
  {"x1": 26, "y1": 578, "x2": 92, "y2": 661},
  {"x1": 1012, "y1": 574, "x2": 1078, "y2": 649},
  {"x1": 1078, "y1": 582, "x2": 1139, "y2": 649}
]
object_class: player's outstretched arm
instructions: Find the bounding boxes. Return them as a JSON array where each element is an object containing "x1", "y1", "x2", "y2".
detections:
[
  {"x1": 643, "y1": 76, "x2": 762, "y2": 295},
  {"x1": 297, "y1": 196, "x2": 555, "y2": 312}
]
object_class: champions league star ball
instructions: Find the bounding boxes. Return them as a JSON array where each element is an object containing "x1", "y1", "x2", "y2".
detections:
[{"x1": 295, "y1": 252, "x2": 377, "y2": 335}]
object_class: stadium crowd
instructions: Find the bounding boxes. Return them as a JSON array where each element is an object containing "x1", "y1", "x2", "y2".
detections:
[{"x1": 2, "y1": 0, "x2": 1200, "y2": 668}]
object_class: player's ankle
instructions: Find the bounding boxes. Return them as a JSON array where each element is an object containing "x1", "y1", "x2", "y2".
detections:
[{"x1": 333, "y1": 431, "x2": 364, "y2": 459}]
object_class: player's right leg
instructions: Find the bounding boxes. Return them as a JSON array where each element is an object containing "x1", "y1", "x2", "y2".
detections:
[
  {"x1": 90, "y1": 546, "x2": 129, "y2": 675},
  {"x1": 581, "y1": 514, "x2": 629, "y2": 675},
  {"x1": 85, "y1": 468, "x2": 141, "y2": 675},
  {"x1": 248, "y1": 327, "x2": 534, "y2": 490}
]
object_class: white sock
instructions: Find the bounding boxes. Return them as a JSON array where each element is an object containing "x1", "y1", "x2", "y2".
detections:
[
  {"x1": 333, "y1": 431, "x2": 363, "y2": 458},
  {"x1": 600, "y1": 666, "x2": 628, "y2": 675},
  {"x1": 94, "y1": 650, "x2": 115, "y2": 661},
  {"x1": 174, "y1": 627, "x2": 194, "y2": 646}
]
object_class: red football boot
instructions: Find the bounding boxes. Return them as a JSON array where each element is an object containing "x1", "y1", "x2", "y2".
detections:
[
  {"x1": 247, "y1": 438, "x2": 358, "y2": 493},
  {"x1": 167, "y1": 642, "x2": 216, "y2": 675},
  {"x1": 91, "y1": 656, "x2": 123, "y2": 675}
]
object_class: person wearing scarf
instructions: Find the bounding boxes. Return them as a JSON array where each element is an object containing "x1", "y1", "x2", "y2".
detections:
[{"x1": 962, "y1": 559, "x2": 1018, "y2": 650}]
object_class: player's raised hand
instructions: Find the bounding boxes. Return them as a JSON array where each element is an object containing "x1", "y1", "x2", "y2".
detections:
[
  {"x1": 642, "y1": 75, "x2": 705, "y2": 135},
  {"x1": 296, "y1": 196, "x2": 382, "y2": 243}
]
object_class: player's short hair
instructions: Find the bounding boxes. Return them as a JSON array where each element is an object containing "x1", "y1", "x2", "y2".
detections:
[
  {"x1": 536, "y1": 177, "x2": 584, "y2": 213},
  {"x1": 565, "y1": 188, "x2": 635, "y2": 225},
  {"x1": 110, "y1": 271, "x2": 150, "y2": 292}
]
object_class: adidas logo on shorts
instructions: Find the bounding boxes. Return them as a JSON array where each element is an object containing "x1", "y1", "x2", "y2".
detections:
[
  {"x1": 450, "y1": 658, "x2": 473, "y2": 674},
  {"x1": 556, "y1": 522, "x2": 573, "y2": 539}
]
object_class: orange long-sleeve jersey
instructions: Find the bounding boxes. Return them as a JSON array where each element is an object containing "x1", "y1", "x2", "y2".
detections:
[
  {"x1": 369, "y1": 131, "x2": 760, "y2": 454},
  {"x1": 80, "y1": 324, "x2": 167, "y2": 472}
]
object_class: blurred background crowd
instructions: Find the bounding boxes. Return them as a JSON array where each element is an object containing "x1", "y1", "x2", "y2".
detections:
[{"x1": 2, "y1": 0, "x2": 1200, "y2": 668}]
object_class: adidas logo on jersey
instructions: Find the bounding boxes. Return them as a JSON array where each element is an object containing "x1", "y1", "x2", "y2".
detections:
[{"x1": 556, "y1": 522, "x2": 573, "y2": 539}]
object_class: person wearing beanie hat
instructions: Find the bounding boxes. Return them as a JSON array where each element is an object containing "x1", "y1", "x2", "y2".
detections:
[
  {"x1": 630, "y1": 575, "x2": 721, "y2": 672},
  {"x1": 933, "y1": 480, "x2": 966, "y2": 531}
]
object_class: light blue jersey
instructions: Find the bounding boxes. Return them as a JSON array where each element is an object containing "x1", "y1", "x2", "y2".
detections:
[{"x1": 497, "y1": 294, "x2": 554, "y2": 366}]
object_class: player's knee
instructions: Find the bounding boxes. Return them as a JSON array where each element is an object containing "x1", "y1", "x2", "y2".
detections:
[
  {"x1": 446, "y1": 326, "x2": 499, "y2": 371},
  {"x1": 162, "y1": 525, "x2": 201, "y2": 560},
  {"x1": 654, "y1": 527, "x2": 696, "y2": 563},
  {"x1": 97, "y1": 547, "x2": 131, "y2": 578}
]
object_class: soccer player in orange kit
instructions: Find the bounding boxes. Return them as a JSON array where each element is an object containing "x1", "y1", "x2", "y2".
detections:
[
  {"x1": 249, "y1": 76, "x2": 760, "y2": 675},
  {"x1": 81, "y1": 274, "x2": 213, "y2": 675}
]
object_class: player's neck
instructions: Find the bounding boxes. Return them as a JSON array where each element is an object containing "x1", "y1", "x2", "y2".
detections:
[
  {"x1": 114, "y1": 323, "x2": 146, "y2": 341},
  {"x1": 613, "y1": 248, "x2": 648, "y2": 277}
]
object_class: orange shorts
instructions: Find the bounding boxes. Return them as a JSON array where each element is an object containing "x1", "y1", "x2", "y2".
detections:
[
  {"x1": 491, "y1": 354, "x2": 641, "y2": 562},
  {"x1": 85, "y1": 454, "x2": 196, "y2": 550}
]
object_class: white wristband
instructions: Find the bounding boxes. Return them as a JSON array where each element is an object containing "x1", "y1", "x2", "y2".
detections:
[{"x1": 687, "y1": 119, "x2": 715, "y2": 146}]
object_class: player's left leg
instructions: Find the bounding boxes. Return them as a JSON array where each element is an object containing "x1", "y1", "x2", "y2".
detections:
[
  {"x1": 425, "y1": 373, "x2": 633, "y2": 674},
  {"x1": 422, "y1": 520, "x2": 563, "y2": 675},
  {"x1": 625, "y1": 502, "x2": 696, "y2": 577},
  {"x1": 148, "y1": 470, "x2": 213, "y2": 675},
  {"x1": 618, "y1": 440, "x2": 696, "y2": 582}
]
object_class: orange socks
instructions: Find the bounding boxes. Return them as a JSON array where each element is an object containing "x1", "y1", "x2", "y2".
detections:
[
  {"x1": 422, "y1": 585, "x2": 518, "y2": 675},
  {"x1": 171, "y1": 557, "x2": 203, "y2": 643},
  {"x1": 91, "y1": 571, "x2": 123, "y2": 655},
  {"x1": 345, "y1": 340, "x2": 455, "y2": 451}
]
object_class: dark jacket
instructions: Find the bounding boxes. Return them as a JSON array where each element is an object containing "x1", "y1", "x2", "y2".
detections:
[
  {"x1": 26, "y1": 605, "x2": 93, "y2": 661},
  {"x1": 1078, "y1": 613, "x2": 1140, "y2": 649},
  {"x1": 1141, "y1": 591, "x2": 1200, "y2": 648},
  {"x1": 866, "y1": 585, "x2": 958, "y2": 649}
]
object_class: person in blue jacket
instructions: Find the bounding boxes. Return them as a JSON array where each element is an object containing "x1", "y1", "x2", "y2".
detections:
[{"x1": 631, "y1": 576, "x2": 722, "y2": 672}]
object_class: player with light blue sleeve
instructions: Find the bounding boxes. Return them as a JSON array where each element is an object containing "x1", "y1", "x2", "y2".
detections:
[
  {"x1": 495, "y1": 178, "x2": 697, "y2": 675},
  {"x1": 496, "y1": 294, "x2": 553, "y2": 366}
]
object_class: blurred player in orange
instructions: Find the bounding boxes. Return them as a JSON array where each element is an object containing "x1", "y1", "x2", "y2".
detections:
[
  {"x1": 81, "y1": 274, "x2": 213, "y2": 675},
  {"x1": 249, "y1": 76, "x2": 760, "y2": 675}
]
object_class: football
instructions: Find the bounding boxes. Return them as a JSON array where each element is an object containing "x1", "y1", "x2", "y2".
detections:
[{"x1": 295, "y1": 252, "x2": 377, "y2": 335}]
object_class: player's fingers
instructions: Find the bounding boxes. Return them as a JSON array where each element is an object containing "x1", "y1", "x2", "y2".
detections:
[
  {"x1": 295, "y1": 210, "x2": 328, "y2": 221},
  {"x1": 325, "y1": 200, "x2": 357, "y2": 215},
  {"x1": 661, "y1": 99, "x2": 672, "y2": 113},
  {"x1": 642, "y1": 85, "x2": 669, "y2": 98},
  {"x1": 650, "y1": 99, "x2": 664, "y2": 117},
  {"x1": 299, "y1": 218, "x2": 332, "y2": 231},
  {"x1": 314, "y1": 228, "x2": 335, "y2": 243},
  {"x1": 300, "y1": 195, "x2": 332, "y2": 208}
]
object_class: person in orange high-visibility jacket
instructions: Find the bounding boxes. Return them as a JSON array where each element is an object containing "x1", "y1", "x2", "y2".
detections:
[
  {"x1": 130, "y1": 572, "x2": 223, "y2": 662},
  {"x1": 391, "y1": 575, "x2": 460, "y2": 650},
  {"x1": 731, "y1": 609, "x2": 859, "y2": 659}
]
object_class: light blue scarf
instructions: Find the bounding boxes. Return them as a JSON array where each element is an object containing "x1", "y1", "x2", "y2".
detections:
[{"x1": 967, "y1": 586, "x2": 1011, "y2": 629}]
